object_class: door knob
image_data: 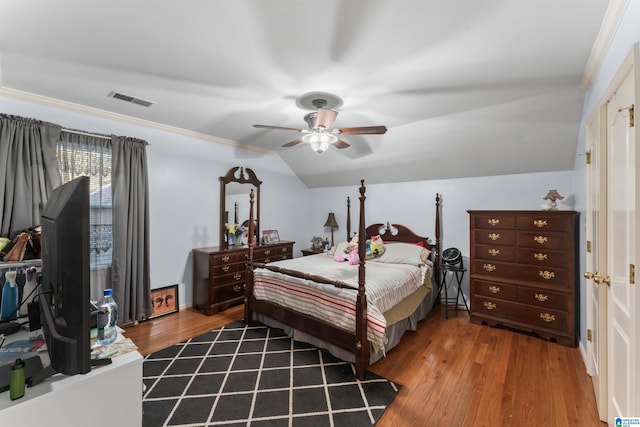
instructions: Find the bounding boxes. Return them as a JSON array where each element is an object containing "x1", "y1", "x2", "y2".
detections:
[
  {"x1": 584, "y1": 271, "x2": 595, "y2": 279},
  {"x1": 594, "y1": 275, "x2": 611, "y2": 286}
]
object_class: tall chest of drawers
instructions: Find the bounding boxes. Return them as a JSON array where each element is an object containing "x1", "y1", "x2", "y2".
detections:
[
  {"x1": 193, "y1": 241, "x2": 294, "y2": 315},
  {"x1": 468, "y1": 210, "x2": 578, "y2": 347}
]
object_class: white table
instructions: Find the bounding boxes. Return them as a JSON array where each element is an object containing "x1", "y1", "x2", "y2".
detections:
[{"x1": 0, "y1": 331, "x2": 143, "y2": 426}]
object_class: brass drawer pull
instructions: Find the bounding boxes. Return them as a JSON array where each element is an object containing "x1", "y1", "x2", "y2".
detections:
[
  {"x1": 539, "y1": 270, "x2": 555, "y2": 280},
  {"x1": 264, "y1": 249, "x2": 271, "y2": 255},
  {"x1": 540, "y1": 312, "x2": 555, "y2": 322},
  {"x1": 281, "y1": 247, "x2": 287, "y2": 252},
  {"x1": 534, "y1": 252, "x2": 548, "y2": 261},
  {"x1": 488, "y1": 285, "x2": 500, "y2": 294},
  {"x1": 222, "y1": 255, "x2": 230, "y2": 263},
  {"x1": 281, "y1": 255, "x2": 289, "y2": 260},
  {"x1": 488, "y1": 233, "x2": 500, "y2": 241},
  {"x1": 264, "y1": 258, "x2": 271, "y2": 263},
  {"x1": 483, "y1": 264, "x2": 496, "y2": 272},
  {"x1": 233, "y1": 273, "x2": 242, "y2": 281},
  {"x1": 222, "y1": 265, "x2": 230, "y2": 272},
  {"x1": 534, "y1": 219, "x2": 548, "y2": 228},
  {"x1": 535, "y1": 293, "x2": 549, "y2": 302},
  {"x1": 488, "y1": 218, "x2": 500, "y2": 226},
  {"x1": 484, "y1": 301, "x2": 497, "y2": 310},
  {"x1": 534, "y1": 236, "x2": 548, "y2": 244},
  {"x1": 488, "y1": 249, "x2": 500, "y2": 256},
  {"x1": 233, "y1": 284, "x2": 242, "y2": 292}
]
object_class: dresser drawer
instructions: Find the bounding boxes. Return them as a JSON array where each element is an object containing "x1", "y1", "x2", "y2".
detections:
[
  {"x1": 516, "y1": 215, "x2": 570, "y2": 231},
  {"x1": 471, "y1": 278, "x2": 516, "y2": 301},
  {"x1": 515, "y1": 247, "x2": 568, "y2": 268},
  {"x1": 517, "y1": 287, "x2": 570, "y2": 311},
  {"x1": 211, "y1": 261, "x2": 246, "y2": 276},
  {"x1": 254, "y1": 245, "x2": 293, "y2": 263},
  {"x1": 473, "y1": 229, "x2": 516, "y2": 245},
  {"x1": 473, "y1": 244, "x2": 516, "y2": 262},
  {"x1": 472, "y1": 295, "x2": 569, "y2": 333},
  {"x1": 472, "y1": 214, "x2": 515, "y2": 229},
  {"x1": 211, "y1": 251, "x2": 248, "y2": 265},
  {"x1": 212, "y1": 281, "x2": 246, "y2": 303},
  {"x1": 471, "y1": 260, "x2": 570, "y2": 288},
  {"x1": 211, "y1": 270, "x2": 246, "y2": 287},
  {"x1": 516, "y1": 231, "x2": 568, "y2": 250}
]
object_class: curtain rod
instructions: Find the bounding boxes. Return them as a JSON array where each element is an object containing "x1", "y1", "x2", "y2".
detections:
[{"x1": 61, "y1": 128, "x2": 111, "y2": 140}]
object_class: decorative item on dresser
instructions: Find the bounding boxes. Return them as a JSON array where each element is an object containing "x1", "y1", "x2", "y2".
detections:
[
  {"x1": 468, "y1": 210, "x2": 579, "y2": 347},
  {"x1": 192, "y1": 241, "x2": 294, "y2": 315}
]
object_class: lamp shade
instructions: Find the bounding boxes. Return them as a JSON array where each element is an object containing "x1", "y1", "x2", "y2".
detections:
[{"x1": 324, "y1": 212, "x2": 339, "y2": 228}]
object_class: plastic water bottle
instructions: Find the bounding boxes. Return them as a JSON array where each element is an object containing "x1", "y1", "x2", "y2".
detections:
[
  {"x1": 97, "y1": 288, "x2": 118, "y2": 345},
  {"x1": 1, "y1": 271, "x2": 19, "y2": 320}
]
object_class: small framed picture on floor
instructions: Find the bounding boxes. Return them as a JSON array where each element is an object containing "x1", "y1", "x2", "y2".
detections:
[{"x1": 149, "y1": 284, "x2": 179, "y2": 319}]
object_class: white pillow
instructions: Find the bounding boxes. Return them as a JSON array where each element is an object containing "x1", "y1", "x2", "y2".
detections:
[
  {"x1": 370, "y1": 242, "x2": 431, "y2": 266},
  {"x1": 330, "y1": 241, "x2": 350, "y2": 257}
]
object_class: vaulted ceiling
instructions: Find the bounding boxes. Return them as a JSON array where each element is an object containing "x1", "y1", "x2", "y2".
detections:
[{"x1": 0, "y1": 0, "x2": 612, "y2": 187}]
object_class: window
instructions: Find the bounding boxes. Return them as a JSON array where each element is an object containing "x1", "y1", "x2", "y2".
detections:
[{"x1": 56, "y1": 134, "x2": 112, "y2": 269}]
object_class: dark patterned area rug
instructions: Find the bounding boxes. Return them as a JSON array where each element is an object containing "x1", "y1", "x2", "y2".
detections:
[{"x1": 142, "y1": 321, "x2": 400, "y2": 426}]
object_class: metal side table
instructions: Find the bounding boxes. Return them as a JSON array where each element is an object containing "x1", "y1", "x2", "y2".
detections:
[{"x1": 438, "y1": 264, "x2": 470, "y2": 319}]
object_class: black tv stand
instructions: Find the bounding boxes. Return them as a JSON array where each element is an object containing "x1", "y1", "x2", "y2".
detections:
[{"x1": 27, "y1": 358, "x2": 112, "y2": 388}]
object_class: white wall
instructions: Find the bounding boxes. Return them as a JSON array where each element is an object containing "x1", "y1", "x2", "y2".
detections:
[{"x1": 573, "y1": 1, "x2": 640, "y2": 352}]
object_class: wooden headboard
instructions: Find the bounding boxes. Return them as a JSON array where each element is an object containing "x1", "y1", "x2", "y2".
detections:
[{"x1": 365, "y1": 223, "x2": 431, "y2": 248}]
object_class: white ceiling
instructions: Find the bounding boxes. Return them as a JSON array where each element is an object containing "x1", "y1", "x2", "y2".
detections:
[{"x1": 0, "y1": 0, "x2": 612, "y2": 188}]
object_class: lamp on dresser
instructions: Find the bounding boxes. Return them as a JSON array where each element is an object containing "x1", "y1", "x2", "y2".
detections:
[{"x1": 324, "y1": 212, "x2": 339, "y2": 248}]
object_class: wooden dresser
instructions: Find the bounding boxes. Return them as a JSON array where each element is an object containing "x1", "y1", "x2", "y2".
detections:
[
  {"x1": 468, "y1": 210, "x2": 578, "y2": 347},
  {"x1": 193, "y1": 241, "x2": 294, "y2": 315}
]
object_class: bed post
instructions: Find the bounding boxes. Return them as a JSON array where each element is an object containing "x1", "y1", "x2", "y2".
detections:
[
  {"x1": 244, "y1": 189, "x2": 255, "y2": 324},
  {"x1": 434, "y1": 193, "x2": 442, "y2": 285},
  {"x1": 355, "y1": 180, "x2": 369, "y2": 380},
  {"x1": 346, "y1": 196, "x2": 351, "y2": 241}
]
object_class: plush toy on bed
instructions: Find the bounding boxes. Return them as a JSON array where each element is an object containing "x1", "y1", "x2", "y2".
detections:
[
  {"x1": 334, "y1": 234, "x2": 360, "y2": 264},
  {"x1": 334, "y1": 234, "x2": 385, "y2": 265}
]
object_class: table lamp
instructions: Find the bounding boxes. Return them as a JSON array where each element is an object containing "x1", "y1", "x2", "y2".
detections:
[{"x1": 324, "y1": 212, "x2": 339, "y2": 248}]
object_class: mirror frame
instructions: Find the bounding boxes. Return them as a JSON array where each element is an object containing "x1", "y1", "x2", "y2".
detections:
[{"x1": 219, "y1": 166, "x2": 262, "y2": 247}]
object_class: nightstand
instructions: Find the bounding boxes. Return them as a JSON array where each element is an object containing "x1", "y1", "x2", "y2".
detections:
[{"x1": 301, "y1": 248, "x2": 323, "y2": 256}]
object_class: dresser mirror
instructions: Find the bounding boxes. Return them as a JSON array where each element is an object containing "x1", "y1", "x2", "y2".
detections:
[{"x1": 219, "y1": 167, "x2": 261, "y2": 247}]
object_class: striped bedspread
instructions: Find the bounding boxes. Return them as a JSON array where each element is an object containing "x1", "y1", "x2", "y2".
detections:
[{"x1": 252, "y1": 253, "x2": 430, "y2": 351}]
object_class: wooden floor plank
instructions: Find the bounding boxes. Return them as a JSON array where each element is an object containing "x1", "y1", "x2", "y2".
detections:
[{"x1": 124, "y1": 304, "x2": 606, "y2": 426}]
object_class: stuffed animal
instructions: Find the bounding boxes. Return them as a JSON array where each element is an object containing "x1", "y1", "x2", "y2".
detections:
[
  {"x1": 334, "y1": 234, "x2": 359, "y2": 263},
  {"x1": 369, "y1": 235, "x2": 384, "y2": 256}
]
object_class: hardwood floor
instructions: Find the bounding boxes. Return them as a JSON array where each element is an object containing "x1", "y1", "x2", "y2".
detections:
[{"x1": 124, "y1": 304, "x2": 605, "y2": 427}]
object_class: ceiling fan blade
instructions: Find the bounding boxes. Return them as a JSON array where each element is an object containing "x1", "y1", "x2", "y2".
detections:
[
  {"x1": 282, "y1": 138, "x2": 303, "y2": 147},
  {"x1": 336, "y1": 125, "x2": 388, "y2": 135},
  {"x1": 253, "y1": 124, "x2": 304, "y2": 132},
  {"x1": 315, "y1": 108, "x2": 338, "y2": 129},
  {"x1": 333, "y1": 139, "x2": 351, "y2": 149}
]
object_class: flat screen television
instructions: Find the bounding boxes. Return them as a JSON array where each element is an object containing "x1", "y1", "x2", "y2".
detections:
[{"x1": 38, "y1": 176, "x2": 92, "y2": 376}]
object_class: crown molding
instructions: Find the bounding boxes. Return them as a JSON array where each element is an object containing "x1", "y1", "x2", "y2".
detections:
[
  {"x1": 0, "y1": 86, "x2": 275, "y2": 155},
  {"x1": 579, "y1": 0, "x2": 630, "y2": 90}
]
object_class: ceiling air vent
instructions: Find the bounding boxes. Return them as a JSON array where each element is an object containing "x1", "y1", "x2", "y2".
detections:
[{"x1": 107, "y1": 91, "x2": 153, "y2": 107}]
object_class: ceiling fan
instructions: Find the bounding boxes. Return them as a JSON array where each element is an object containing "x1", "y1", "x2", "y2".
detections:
[{"x1": 253, "y1": 99, "x2": 387, "y2": 153}]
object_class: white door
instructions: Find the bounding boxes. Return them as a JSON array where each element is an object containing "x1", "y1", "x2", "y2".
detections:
[
  {"x1": 585, "y1": 106, "x2": 608, "y2": 422},
  {"x1": 604, "y1": 54, "x2": 637, "y2": 423}
]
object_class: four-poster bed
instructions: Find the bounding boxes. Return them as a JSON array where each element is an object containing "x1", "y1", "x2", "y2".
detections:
[{"x1": 244, "y1": 180, "x2": 442, "y2": 379}]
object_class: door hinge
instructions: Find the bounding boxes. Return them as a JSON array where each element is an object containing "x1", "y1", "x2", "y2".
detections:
[
  {"x1": 618, "y1": 104, "x2": 634, "y2": 127},
  {"x1": 587, "y1": 329, "x2": 592, "y2": 342},
  {"x1": 585, "y1": 150, "x2": 591, "y2": 165},
  {"x1": 631, "y1": 264, "x2": 635, "y2": 284},
  {"x1": 586, "y1": 240, "x2": 591, "y2": 253}
]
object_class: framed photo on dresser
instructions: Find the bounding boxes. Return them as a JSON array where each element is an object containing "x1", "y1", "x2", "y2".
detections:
[{"x1": 262, "y1": 230, "x2": 280, "y2": 244}]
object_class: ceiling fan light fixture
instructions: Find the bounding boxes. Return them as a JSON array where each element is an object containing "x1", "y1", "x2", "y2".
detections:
[{"x1": 302, "y1": 132, "x2": 337, "y2": 153}]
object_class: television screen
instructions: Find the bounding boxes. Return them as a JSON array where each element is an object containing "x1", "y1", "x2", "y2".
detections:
[{"x1": 39, "y1": 176, "x2": 92, "y2": 375}]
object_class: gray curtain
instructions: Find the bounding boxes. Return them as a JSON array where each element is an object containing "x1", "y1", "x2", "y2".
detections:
[
  {"x1": 0, "y1": 114, "x2": 62, "y2": 237},
  {"x1": 111, "y1": 136, "x2": 151, "y2": 323}
]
